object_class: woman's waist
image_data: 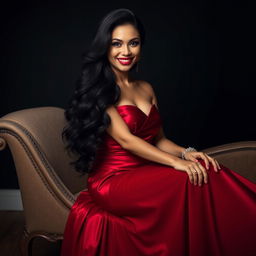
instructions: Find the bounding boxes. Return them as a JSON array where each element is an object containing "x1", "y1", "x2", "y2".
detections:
[
  {"x1": 89, "y1": 153, "x2": 150, "y2": 181},
  {"x1": 93, "y1": 147, "x2": 149, "y2": 165},
  {"x1": 91, "y1": 155, "x2": 148, "y2": 172}
]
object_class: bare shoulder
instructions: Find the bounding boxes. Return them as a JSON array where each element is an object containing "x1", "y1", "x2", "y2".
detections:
[
  {"x1": 138, "y1": 80, "x2": 154, "y2": 94},
  {"x1": 137, "y1": 80, "x2": 158, "y2": 106}
]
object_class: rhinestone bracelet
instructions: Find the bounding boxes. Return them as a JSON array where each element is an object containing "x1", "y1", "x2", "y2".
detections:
[{"x1": 181, "y1": 147, "x2": 197, "y2": 160}]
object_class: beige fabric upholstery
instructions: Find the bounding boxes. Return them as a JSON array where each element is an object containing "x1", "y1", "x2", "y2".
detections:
[{"x1": 0, "y1": 107, "x2": 87, "y2": 235}]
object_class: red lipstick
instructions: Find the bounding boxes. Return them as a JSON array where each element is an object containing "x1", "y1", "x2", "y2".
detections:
[{"x1": 117, "y1": 57, "x2": 134, "y2": 65}]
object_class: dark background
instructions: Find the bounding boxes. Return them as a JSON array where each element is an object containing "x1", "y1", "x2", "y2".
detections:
[{"x1": 0, "y1": 1, "x2": 255, "y2": 189}]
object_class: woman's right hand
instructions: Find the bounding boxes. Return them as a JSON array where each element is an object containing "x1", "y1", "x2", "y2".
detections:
[{"x1": 171, "y1": 158, "x2": 208, "y2": 186}]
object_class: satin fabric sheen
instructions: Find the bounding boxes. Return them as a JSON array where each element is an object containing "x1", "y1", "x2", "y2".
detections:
[{"x1": 61, "y1": 104, "x2": 256, "y2": 256}]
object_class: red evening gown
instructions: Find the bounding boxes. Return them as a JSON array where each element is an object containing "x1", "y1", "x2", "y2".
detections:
[{"x1": 61, "y1": 104, "x2": 256, "y2": 256}]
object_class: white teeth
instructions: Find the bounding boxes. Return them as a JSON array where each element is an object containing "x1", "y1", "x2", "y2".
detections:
[{"x1": 118, "y1": 59, "x2": 131, "y2": 62}]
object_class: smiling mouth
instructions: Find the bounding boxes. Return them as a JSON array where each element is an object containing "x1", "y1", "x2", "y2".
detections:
[{"x1": 117, "y1": 57, "x2": 134, "y2": 65}]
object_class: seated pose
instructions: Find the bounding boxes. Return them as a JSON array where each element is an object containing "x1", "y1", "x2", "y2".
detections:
[{"x1": 61, "y1": 8, "x2": 256, "y2": 256}]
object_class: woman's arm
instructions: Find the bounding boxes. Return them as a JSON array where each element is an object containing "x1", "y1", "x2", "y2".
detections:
[
  {"x1": 153, "y1": 127, "x2": 186, "y2": 158},
  {"x1": 105, "y1": 105, "x2": 180, "y2": 167}
]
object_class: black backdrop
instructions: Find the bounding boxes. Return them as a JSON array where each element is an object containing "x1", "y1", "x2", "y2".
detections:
[{"x1": 0, "y1": 1, "x2": 255, "y2": 189}]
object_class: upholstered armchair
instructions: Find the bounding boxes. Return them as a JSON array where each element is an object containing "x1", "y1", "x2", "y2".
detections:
[
  {"x1": 0, "y1": 106, "x2": 255, "y2": 256},
  {"x1": 0, "y1": 107, "x2": 87, "y2": 256}
]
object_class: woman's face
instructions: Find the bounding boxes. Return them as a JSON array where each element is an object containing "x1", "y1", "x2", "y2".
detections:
[{"x1": 107, "y1": 23, "x2": 141, "y2": 73}]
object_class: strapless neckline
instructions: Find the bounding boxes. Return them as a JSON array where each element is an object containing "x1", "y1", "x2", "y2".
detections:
[{"x1": 116, "y1": 103, "x2": 156, "y2": 118}]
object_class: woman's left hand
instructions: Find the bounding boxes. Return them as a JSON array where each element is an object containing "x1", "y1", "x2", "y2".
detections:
[{"x1": 184, "y1": 151, "x2": 221, "y2": 172}]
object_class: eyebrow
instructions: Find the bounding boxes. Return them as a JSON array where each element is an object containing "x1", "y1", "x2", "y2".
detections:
[{"x1": 112, "y1": 37, "x2": 140, "y2": 42}]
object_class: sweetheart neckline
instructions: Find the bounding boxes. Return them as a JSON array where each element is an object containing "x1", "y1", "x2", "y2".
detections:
[{"x1": 116, "y1": 103, "x2": 156, "y2": 118}]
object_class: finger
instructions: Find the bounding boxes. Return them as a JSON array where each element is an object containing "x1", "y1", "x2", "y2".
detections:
[
  {"x1": 186, "y1": 169, "x2": 194, "y2": 184},
  {"x1": 197, "y1": 162, "x2": 208, "y2": 184},
  {"x1": 188, "y1": 166, "x2": 196, "y2": 185},
  {"x1": 190, "y1": 166, "x2": 198, "y2": 185},
  {"x1": 214, "y1": 159, "x2": 221, "y2": 171},
  {"x1": 216, "y1": 160, "x2": 221, "y2": 170},
  {"x1": 194, "y1": 163, "x2": 203, "y2": 186},
  {"x1": 201, "y1": 153, "x2": 210, "y2": 169},
  {"x1": 210, "y1": 157, "x2": 219, "y2": 172},
  {"x1": 191, "y1": 157, "x2": 199, "y2": 163},
  {"x1": 190, "y1": 153, "x2": 204, "y2": 161},
  {"x1": 196, "y1": 168, "x2": 203, "y2": 186},
  {"x1": 205, "y1": 154, "x2": 215, "y2": 170}
]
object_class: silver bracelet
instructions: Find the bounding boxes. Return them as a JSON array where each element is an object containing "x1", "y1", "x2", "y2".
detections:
[{"x1": 181, "y1": 147, "x2": 197, "y2": 159}]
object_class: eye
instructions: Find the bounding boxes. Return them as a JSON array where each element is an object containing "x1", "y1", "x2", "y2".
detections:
[
  {"x1": 131, "y1": 41, "x2": 140, "y2": 46},
  {"x1": 112, "y1": 42, "x2": 120, "y2": 47},
  {"x1": 111, "y1": 41, "x2": 140, "y2": 47}
]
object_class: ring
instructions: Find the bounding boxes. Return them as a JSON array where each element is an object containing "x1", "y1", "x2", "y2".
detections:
[{"x1": 193, "y1": 170, "x2": 197, "y2": 174}]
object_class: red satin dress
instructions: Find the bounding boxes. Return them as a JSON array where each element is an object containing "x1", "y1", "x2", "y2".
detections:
[{"x1": 61, "y1": 104, "x2": 256, "y2": 256}]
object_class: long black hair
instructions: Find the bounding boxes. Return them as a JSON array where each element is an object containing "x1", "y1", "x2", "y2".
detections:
[{"x1": 62, "y1": 8, "x2": 146, "y2": 175}]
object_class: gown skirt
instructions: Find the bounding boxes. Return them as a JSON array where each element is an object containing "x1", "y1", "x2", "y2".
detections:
[{"x1": 60, "y1": 104, "x2": 256, "y2": 256}]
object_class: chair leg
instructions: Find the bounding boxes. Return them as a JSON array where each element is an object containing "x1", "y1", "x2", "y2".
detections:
[
  {"x1": 20, "y1": 227, "x2": 33, "y2": 256},
  {"x1": 20, "y1": 226, "x2": 63, "y2": 256}
]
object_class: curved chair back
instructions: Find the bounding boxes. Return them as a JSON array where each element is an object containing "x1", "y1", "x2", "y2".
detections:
[{"x1": 0, "y1": 106, "x2": 87, "y2": 235}]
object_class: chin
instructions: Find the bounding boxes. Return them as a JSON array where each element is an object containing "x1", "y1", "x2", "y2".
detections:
[{"x1": 116, "y1": 65, "x2": 132, "y2": 71}]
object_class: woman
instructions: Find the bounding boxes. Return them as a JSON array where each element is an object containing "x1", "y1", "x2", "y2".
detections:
[{"x1": 61, "y1": 8, "x2": 256, "y2": 256}]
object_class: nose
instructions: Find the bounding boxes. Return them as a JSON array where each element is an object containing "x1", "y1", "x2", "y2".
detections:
[{"x1": 123, "y1": 44, "x2": 131, "y2": 55}]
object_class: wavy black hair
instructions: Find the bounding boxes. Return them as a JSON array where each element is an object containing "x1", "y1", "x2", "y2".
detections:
[{"x1": 61, "y1": 8, "x2": 146, "y2": 175}]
